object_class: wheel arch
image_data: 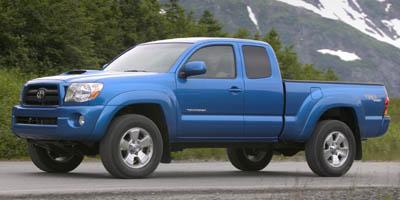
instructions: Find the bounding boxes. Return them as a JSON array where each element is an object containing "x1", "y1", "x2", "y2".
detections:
[
  {"x1": 291, "y1": 99, "x2": 363, "y2": 160},
  {"x1": 318, "y1": 107, "x2": 362, "y2": 160},
  {"x1": 92, "y1": 91, "x2": 177, "y2": 163},
  {"x1": 112, "y1": 103, "x2": 172, "y2": 163}
]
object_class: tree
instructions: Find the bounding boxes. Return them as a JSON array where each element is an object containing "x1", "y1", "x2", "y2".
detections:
[
  {"x1": 262, "y1": 29, "x2": 281, "y2": 53},
  {"x1": 0, "y1": 1, "x2": 30, "y2": 71},
  {"x1": 253, "y1": 31, "x2": 261, "y2": 40},
  {"x1": 325, "y1": 68, "x2": 338, "y2": 81},
  {"x1": 0, "y1": 0, "x2": 98, "y2": 74},
  {"x1": 0, "y1": 0, "x2": 337, "y2": 81},
  {"x1": 83, "y1": 0, "x2": 124, "y2": 65},
  {"x1": 118, "y1": 0, "x2": 167, "y2": 45},
  {"x1": 233, "y1": 28, "x2": 250, "y2": 39},
  {"x1": 163, "y1": 0, "x2": 197, "y2": 38},
  {"x1": 198, "y1": 10, "x2": 225, "y2": 37}
]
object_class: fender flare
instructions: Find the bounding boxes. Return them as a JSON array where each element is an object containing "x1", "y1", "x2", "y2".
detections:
[
  {"x1": 89, "y1": 90, "x2": 177, "y2": 141},
  {"x1": 282, "y1": 95, "x2": 365, "y2": 141}
]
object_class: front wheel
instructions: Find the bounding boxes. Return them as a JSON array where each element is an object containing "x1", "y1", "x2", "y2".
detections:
[
  {"x1": 100, "y1": 114, "x2": 163, "y2": 178},
  {"x1": 227, "y1": 147, "x2": 273, "y2": 171},
  {"x1": 305, "y1": 120, "x2": 356, "y2": 177},
  {"x1": 28, "y1": 143, "x2": 83, "y2": 173}
]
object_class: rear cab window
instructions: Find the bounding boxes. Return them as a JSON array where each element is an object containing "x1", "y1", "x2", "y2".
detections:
[{"x1": 242, "y1": 45, "x2": 271, "y2": 79}]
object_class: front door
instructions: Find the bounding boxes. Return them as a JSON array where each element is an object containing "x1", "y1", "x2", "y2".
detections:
[{"x1": 175, "y1": 44, "x2": 244, "y2": 139}]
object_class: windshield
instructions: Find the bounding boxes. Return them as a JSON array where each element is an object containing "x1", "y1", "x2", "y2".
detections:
[{"x1": 105, "y1": 43, "x2": 192, "y2": 72}]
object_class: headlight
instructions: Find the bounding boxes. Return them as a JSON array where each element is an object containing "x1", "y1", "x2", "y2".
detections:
[{"x1": 64, "y1": 83, "x2": 103, "y2": 103}]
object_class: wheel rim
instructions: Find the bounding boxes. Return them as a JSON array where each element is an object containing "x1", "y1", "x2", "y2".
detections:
[
  {"x1": 323, "y1": 131, "x2": 349, "y2": 168},
  {"x1": 243, "y1": 148, "x2": 267, "y2": 162},
  {"x1": 119, "y1": 127, "x2": 154, "y2": 169}
]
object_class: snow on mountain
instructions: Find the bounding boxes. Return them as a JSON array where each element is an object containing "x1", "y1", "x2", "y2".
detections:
[
  {"x1": 317, "y1": 49, "x2": 361, "y2": 62},
  {"x1": 274, "y1": 0, "x2": 400, "y2": 49},
  {"x1": 246, "y1": 6, "x2": 260, "y2": 31},
  {"x1": 382, "y1": 19, "x2": 400, "y2": 38},
  {"x1": 385, "y1": 3, "x2": 391, "y2": 12}
]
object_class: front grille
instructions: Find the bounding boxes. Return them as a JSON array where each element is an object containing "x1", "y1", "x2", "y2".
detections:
[
  {"x1": 16, "y1": 116, "x2": 57, "y2": 125},
  {"x1": 23, "y1": 84, "x2": 59, "y2": 106}
]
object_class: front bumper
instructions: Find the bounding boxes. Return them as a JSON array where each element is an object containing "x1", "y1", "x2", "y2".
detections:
[{"x1": 12, "y1": 105, "x2": 104, "y2": 140}]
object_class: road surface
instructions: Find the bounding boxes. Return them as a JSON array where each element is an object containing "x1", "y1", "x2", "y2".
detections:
[{"x1": 0, "y1": 161, "x2": 399, "y2": 199}]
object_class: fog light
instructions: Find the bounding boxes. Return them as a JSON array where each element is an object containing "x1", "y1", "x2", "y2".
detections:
[{"x1": 78, "y1": 115, "x2": 85, "y2": 126}]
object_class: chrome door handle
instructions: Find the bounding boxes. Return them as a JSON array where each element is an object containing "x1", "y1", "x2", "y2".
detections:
[{"x1": 229, "y1": 86, "x2": 242, "y2": 93}]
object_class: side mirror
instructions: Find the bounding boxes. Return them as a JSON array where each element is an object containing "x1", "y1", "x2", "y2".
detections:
[
  {"x1": 179, "y1": 61, "x2": 207, "y2": 78},
  {"x1": 102, "y1": 63, "x2": 109, "y2": 69}
]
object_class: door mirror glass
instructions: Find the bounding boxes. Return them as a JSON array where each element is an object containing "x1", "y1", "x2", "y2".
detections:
[{"x1": 179, "y1": 61, "x2": 207, "y2": 78}]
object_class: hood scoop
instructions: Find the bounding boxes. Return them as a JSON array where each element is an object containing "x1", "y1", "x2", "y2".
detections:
[{"x1": 64, "y1": 69, "x2": 87, "y2": 75}]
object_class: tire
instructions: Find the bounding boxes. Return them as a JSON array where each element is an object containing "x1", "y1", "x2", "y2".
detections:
[
  {"x1": 305, "y1": 120, "x2": 356, "y2": 177},
  {"x1": 100, "y1": 114, "x2": 163, "y2": 178},
  {"x1": 28, "y1": 142, "x2": 83, "y2": 173},
  {"x1": 227, "y1": 147, "x2": 273, "y2": 171}
]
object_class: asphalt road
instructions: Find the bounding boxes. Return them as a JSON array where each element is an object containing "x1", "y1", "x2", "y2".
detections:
[{"x1": 0, "y1": 161, "x2": 399, "y2": 199}]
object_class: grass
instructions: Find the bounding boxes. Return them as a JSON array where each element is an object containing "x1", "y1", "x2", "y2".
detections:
[
  {"x1": 172, "y1": 148, "x2": 227, "y2": 161},
  {"x1": 0, "y1": 69, "x2": 36, "y2": 159},
  {"x1": 0, "y1": 69, "x2": 399, "y2": 161},
  {"x1": 363, "y1": 98, "x2": 400, "y2": 160}
]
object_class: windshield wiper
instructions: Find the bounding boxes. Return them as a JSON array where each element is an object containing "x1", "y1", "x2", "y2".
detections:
[{"x1": 124, "y1": 69, "x2": 148, "y2": 72}]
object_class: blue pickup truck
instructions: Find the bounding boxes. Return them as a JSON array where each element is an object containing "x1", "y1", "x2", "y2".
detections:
[{"x1": 12, "y1": 37, "x2": 390, "y2": 178}]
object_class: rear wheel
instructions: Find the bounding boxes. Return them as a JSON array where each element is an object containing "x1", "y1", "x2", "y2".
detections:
[
  {"x1": 100, "y1": 114, "x2": 163, "y2": 178},
  {"x1": 28, "y1": 142, "x2": 83, "y2": 173},
  {"x1": 305, "y1": 120, "x2": 356, "y2": 177},
  {"x1": 227, "y1": 147, "x2": 273, "y2": 171}
]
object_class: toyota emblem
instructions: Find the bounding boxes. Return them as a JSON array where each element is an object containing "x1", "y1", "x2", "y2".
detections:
[{"x1": 36, "y1": 88, "x2": 46, "y2": 100}]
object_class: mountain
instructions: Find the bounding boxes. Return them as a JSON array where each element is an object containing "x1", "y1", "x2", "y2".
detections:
[{"x1": 164, "y1": 0, "x2": 400, "y2": 96}]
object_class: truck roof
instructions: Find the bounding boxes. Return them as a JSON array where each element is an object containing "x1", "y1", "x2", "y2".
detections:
[{"x1": 144, "y1": 37, "x2": 269, "y2": 46}]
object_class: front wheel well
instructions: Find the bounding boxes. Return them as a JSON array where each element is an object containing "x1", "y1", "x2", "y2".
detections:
[
  {"x1": 113, "y1": 103, "x2": 171, "y2": 163},
  {"x1": 318, "y1": 107, "x2": 362, "y2": 160}
]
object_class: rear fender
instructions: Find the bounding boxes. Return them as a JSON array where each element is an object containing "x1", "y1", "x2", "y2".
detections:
[{"x1": 282, "y1": 95, "x2": 364, "y2": 141}]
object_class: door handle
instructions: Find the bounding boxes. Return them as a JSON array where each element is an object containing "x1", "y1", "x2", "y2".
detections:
[{"x1": 229, "y1": 86, "x2": 242, "y2": 93}]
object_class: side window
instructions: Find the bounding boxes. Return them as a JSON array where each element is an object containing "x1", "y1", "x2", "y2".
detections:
[
  {"x1": 187, "y1": 45, "x2": 236, "y2": 79},
  {"x1": 242, "y1": 45, "x2": 271, "y2": 79}
]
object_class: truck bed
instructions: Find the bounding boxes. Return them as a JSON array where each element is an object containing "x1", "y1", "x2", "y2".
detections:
[{"x1": 281, "y1": 80, "x2": 388, "y2": 141}]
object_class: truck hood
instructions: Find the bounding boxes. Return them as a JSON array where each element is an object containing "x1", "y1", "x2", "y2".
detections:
[{"x1": 30, "y1": 70, "x2": 162, "y2": 83}]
